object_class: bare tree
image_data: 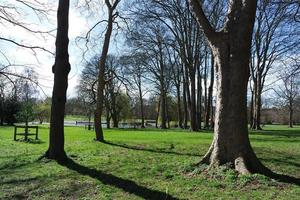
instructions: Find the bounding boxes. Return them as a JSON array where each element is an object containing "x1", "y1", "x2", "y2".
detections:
[
  {"x1": 275, "y1": 58, "x2": 300, "y2": 128},
  {"x1": 250, "y1": 0, "x2": 300, "y2": 130},
  {"x1": 120, "y1": 53, "x2": 148, "y2": 128},
  {"x1": 94, "y1": 0, "x2": 120, "y2": 141}
]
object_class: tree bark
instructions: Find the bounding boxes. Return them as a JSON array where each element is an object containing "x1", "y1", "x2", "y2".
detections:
[
  {"x1": 45, "y1": 0, "x2": 70, "y2": 161},
  {"x1": 189, "y1": 0, "x2": 272, "y2": 175}
]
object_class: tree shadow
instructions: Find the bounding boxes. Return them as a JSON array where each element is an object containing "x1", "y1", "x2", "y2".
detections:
[
  {"x1": 14, "y1": 138, "x2": 45, "y2": 144},
  {"x1": 266, "y1": 171, "x2": 300, "y2": 186},
  {"x1": 59, "y1": 158, "x2": 180, "y2": 200},
  {"x1": 250, "y1": 129, "x2": 300, "y2": 138},
  {"x1": 0, "y1": 160, "x2": 34, "y2": 171},
  {"x1": 103, "y1": 141, "x2": 201, "y2": 157}
]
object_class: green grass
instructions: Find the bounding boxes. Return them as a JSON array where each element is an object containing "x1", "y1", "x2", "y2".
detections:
[{"x1": 0, "y1": 125, "x2": 299, "y2": 199}]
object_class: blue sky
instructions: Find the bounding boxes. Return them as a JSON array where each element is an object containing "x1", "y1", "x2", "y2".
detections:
[{"x1": 0, "y1": 0, "x2": 126, "y2": 99}]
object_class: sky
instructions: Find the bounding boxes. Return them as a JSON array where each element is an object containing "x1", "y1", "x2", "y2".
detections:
[{"x1": 0, "y1": 0, "x2": 122, "y2": 99}]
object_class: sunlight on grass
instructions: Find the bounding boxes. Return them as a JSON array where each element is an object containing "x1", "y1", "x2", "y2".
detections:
[{"x1": 0, "y1": 125, "x2": 299, "y2": 199}]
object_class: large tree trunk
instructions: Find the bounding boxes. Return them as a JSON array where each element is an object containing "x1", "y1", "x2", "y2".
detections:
[
  {"x1": 45, "y1": 0, "x2": 70, "y2": 161},
  {"x1": 189, "y1": 0, "x2": 272, "y2": 175}
]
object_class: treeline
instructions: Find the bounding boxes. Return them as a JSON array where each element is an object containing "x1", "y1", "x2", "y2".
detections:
[
  {"x1": 0, "y1": 70, "x2": 51, "y2": 125},
  {"x1": 74, "y1": 0, "x2": 299, "y2": 130}
]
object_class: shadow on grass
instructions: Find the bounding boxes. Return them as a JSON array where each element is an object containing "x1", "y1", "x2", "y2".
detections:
[
  {"x1": 267, "y1": 171, "x2": 300, "y2": 186},
  {"x1": 262, "y1": 157, "x2": 300, "y2": 169},
  {"x1": 0, "y1": 160, "x2": 34, "y2": 171},
  {"x1": 103, "y1": 141, "x2": 201, "y2": 157},
  {"x1": 0, "y1": 177, "x2": 38, "y2": 185},
  {"x1": 59, "y1": 158, "x2": 179, "y2": 200},
  {"x1": 250, "y1": 129, "x2": 300, "y2": 138},
  {"x1": 14, "y1": 138, "x2": 45, "y2": 144}
]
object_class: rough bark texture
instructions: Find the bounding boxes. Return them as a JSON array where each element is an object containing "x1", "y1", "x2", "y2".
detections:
[
  {"x1": 45, "y1": 0, "x2": 70, "y2": 161},
  {"x1": 189, "y1": 0, "x2": 273, "y2": 175}
]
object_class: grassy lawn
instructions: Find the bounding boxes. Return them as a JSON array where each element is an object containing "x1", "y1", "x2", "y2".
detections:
[{"x1": 0, "y1": 125, "x2": 299, "y2": 199}]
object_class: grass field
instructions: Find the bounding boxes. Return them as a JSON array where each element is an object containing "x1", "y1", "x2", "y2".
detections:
[{"x1": 0, "y1": 125, "x2": 299, "y2": 199}]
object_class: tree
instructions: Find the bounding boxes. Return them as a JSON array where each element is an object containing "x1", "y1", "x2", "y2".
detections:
[
  {"x1": 94, "y1": 0, "x2": 120, "y2": 141},
  {"x1": 45, "y1": 0, "x2": 70, "y2": 161},
  {"x1": 188, "y1": 0, "x2": 273, "y2": 174},
  {"x1": 275, "y1": 58, "x2": 300, "y2": 128},
  {"x1": 15, "y1": 69, "x2": 38, "y2": 140},
  {"x1": 250, "y1": 0, "x2": 300, "y2": 130},
  {"x1": 35, "y1": 98, "x2": 51, "y2": 124},
  {"x1": 120, "y1": 52, "x2": 148, "y2": 128}
]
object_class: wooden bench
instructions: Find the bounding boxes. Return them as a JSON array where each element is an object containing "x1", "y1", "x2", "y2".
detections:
[{"x1": 14, "y1": 125, "x2": 39, "y2": 141}]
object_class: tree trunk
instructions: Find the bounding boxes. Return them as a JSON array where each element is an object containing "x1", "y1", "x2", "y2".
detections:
[
  {"x1": 139, "y1": 85, "x2": 145, "y2": 128},
  {"x1": 249, "y1": 89, "x2": 254, "y2": 128},
  {"x1": 289, "y1": 101, "x2": 293, "y2": 128},
  {"x1": 197, "y1": 65, "x2": 202, "y2": 130},
  {"x1": 45, "y1": 0, "x2": 70, "y2": 161},
  {"x1": 25, "y1": 120, "x2": 28, "y2": 141},
  {"x1": 189, "y1": 0, "x2": 272, "y2": 175},
  {"x1": 176, "y1": 85, "x2": 183, "y2": 128},
  {"x1": 106, "y1": 110, "x2": 111, "y2": 129},
  {"x1": 94, "y1": 9, "x2": 114, "y2": 141},
  {"x1": 160, "y1": 89, "x2": 167, "y2": 129},
  {"x1": 112, "y1": 114, "x2": 118, "y2": 128},
  {"x1": 88, "y1": 114, "x2": 91, "y2": 130},
  {"x1": 205, "y1": 55, "x2": 214, "y2": 129},
  {"x1": 155, "y1": 97, "x2": 160, "y2": 128},
  {"x1": 256, "y1": 84, "x2": 262, "y2": 130},
  {"x1": 190, "y1": 73, "x2": 198, "y2": 131},
  {"x1": 183, "y1": 70, "x2": 188, "y2": 129},
  {"x1": 204, "y1": 53, "x2": 208, "y2": 125},
  {"x1": 251, "y1": 76, "x2": 262, "y2": 130}
]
